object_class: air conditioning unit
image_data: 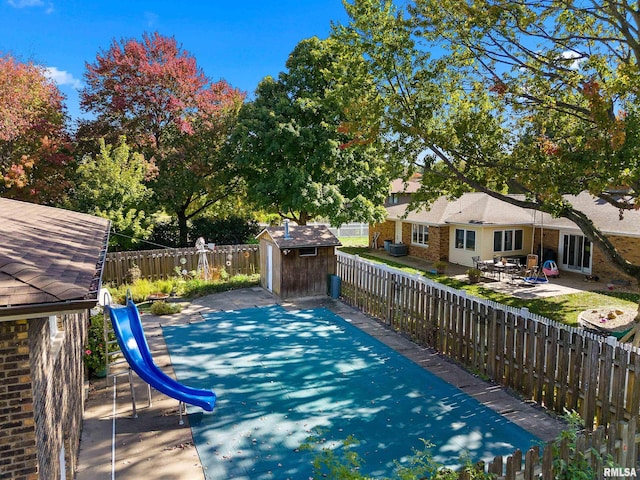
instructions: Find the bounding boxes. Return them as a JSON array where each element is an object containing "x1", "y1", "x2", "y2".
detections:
[{"x1": 388, "y1": 243, "x2": 408, "y2": 257}]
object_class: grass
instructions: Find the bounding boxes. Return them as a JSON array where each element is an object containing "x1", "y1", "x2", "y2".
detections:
[
  {"x1": 340, "y1": 247, "x2": 640, "y2": 327},
  {"x1": 337, "y1": 236, "x2": 369, "y2": 248}
]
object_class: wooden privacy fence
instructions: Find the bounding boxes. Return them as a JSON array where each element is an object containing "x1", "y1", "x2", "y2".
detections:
[
  {"x1": 336, "y1": 252, "x2": 640, "y2": 432},
  {"x1": 460, "y1": 417, "x2": 637, "y2": 479},
  {"x1": 103, "y1": 244, "x2": 260, "y2": 286}
]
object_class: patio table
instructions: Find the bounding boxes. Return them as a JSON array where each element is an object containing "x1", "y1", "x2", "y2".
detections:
[{"x1": 493, "y1": 262, "x2": 519, "y2": 281}]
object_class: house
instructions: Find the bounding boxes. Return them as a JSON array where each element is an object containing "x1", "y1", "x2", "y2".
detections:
[
  {"x1": 257, "y1": 222, "x2": 341, "y2": 299},
  {"x1": 370, "y1": 191, "x2": 640, "y2": 284},
  {"x1": 385, "y1": 175, "x2": 422, "y2": 206},
  {"x1": 0, "y1": 199, "x2": 110, "y2": 479}
]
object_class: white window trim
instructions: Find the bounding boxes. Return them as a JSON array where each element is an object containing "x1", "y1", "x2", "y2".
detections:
[
  {"x1": 493, "y1": 229, "x2": 524, "y2": 253},
  {"x1": 299, "y1": 247, "x2": 318, "y2": 257},
  {"x1": 455, "y1": 229, "x2": 476, "y2": 251},
  {"x1": 411, "y1": 224, "x2": 429, "y2": 247}
]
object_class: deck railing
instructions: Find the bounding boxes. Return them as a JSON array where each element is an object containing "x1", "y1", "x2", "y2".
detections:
[{"x1": 103, "y1": 244, "x2": 260, "y2": 286}]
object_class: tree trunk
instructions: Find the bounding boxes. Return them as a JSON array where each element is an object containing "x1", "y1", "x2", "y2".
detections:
[{"x1": 177, "y1": 208, "x2": 189, "y2": 247}]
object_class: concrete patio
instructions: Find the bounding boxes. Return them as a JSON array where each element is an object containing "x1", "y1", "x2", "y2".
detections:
[{"x1": 364, "y1": 250, "x2": 637, "y2": 299}]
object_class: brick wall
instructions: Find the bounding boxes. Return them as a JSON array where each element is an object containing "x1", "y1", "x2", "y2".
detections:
[
  {"x1": 0, "y1": 310, "x2": 88, "y2": 480},
  {"x1": 370, "y1": 221, "x2": 450, "y2": 262},
  {"x1": 407, "y1": 225, "x2": 450, "y2": 262},
  {"x1": 369, "y1": 221, "x2": 395, "y2": 249},
  {"x1": 592, "y1": 235, "x2": 640, "y2": 286},
  {"x1": 0, "y1": 319, "x2": 38, "y2": 479}
]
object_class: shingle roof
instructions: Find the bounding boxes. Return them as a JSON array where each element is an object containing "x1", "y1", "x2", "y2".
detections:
[
  {"x1": 543, "y1": 192, "x2": 640, "y2": 237},
  {"x1": 0, "y1": 199, "x2": 110, "y2": 312},
  {"x1": 385, "y1": 192, "x2": 640, "y2": 237},
  {"x1": 257, "y1": 225, "x2": 341, "y2": 249},
  {"x1": 390, "y1": 177, "x2": 422, "y2": 194}
]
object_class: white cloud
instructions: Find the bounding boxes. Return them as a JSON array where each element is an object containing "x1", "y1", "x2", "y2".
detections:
[
  {"x1": 562, "y1": 50, "x2": 585, "y2": 70},
  {"x1": 8, "y1": 0, "x2": 43, "y2": 7},
  {"x1": 44, "y1": 67, "x2": 82, "y2": 90},
  {"x1": 8, "y1": 0, "x2": 54, "y2": 13}
]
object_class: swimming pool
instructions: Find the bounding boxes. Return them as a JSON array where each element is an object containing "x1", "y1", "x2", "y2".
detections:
[{"x1": 162, "y1": 305, "x2": 539, "y2": 479}]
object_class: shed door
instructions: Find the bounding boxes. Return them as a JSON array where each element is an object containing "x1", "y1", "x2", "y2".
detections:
[{"x1": 266, "y1": 244, "x2": 273, "y2": 291}]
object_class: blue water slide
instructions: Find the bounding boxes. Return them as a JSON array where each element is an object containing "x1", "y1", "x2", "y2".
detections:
[{"x1": 106, "y1": 300, "x2": 216, "y2": 412}]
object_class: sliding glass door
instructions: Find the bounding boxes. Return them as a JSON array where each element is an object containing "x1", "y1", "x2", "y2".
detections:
[{"x1": 560, "y1": 232, "x2": 592, "y2": 274}]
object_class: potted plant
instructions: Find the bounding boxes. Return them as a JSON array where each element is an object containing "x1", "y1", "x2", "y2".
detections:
[
  {"x1": 433, "y1": 261, "x2": 448, "y2": 274},
  {"x1": 466, "y1": 268, "x2": 482, "y2": 284}
]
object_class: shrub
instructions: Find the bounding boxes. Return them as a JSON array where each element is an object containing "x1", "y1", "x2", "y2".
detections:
[
  {"x1": 552, "y1": 410, "x2": 617, "y2": 480},
  {"x1": 109, "y1": 278, "x2": 179, "y2": 304},
  {"x1": 189, "y1": 216, "x2": 260, "y2": 245},
  {"x1": 466, "y1": 268, "x2": 482, "y2": 283},
  {"x1": 84, "y1": 312, "x2": 118, "y2": 376},
  {"x1": 433, "y1": 261, "x2": 448, "y2": 274},
  {"x1": 146, "y1": 218, "x2": 181, "y2": 248},
  {"x1": 176, "y1": 273, "x2": 260, "y2": 298},
  {"x1": 107, "y1": 274, "x2": 260, "y2": 303},
  {"x1": 125, "y1": 263, "x2": 142, "y2": 283},
  {"x1": 301, "y1": 433, "x2": 493, "y2": 480},
  {"x1": 149, "y1": 301, "x2": 182, "y2": 315}
]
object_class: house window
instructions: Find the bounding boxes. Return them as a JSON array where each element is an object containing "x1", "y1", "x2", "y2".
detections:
[
  {"x1": 389, "y1": 194, "x2": 399, "y2": 204},
  {"x1": 493, "y1": 229, "x2": 523, "y2": 252},
  {"x1": 455, "y1": 229, "x2": 476, "y2": 251},
  {"x1": 298, "y1": 247, "x2": 317, "y2": 257},
  {"x1": 411, "y1": 224, "x2": 429, "y2": 246}
]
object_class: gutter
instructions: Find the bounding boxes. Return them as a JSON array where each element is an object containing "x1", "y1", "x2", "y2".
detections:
[{"x1": 0, "y1": 298, "x2": 99, "y2": 322}]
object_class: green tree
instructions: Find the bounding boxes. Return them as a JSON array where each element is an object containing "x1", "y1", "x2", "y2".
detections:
[
  {"x1": 334, "y1": 0, "x2": 640, "y2": 283},
  {"x1": 230, "y1": 36, "x2": 390, "y2": 226},
  {"x1": 70, "y1": 137, "x2": 153, "y2": 250},
  {"x1": 80, "y1": 32, "x2": 245, "y2": 245}
]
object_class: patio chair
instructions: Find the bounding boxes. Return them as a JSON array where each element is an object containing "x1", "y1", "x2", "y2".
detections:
[
  {"x1": 523, "y1": 254, "x2": 549, "y2": 284},
  {"x1": 507, "y1": 258, "x2": 523, "y2": 283},
  {"x1": 484, "y1": 260, "x2": 497, "y2": 278},
  {"x1": 524, "y1": 254, "x2": 538, "y2": 277}
]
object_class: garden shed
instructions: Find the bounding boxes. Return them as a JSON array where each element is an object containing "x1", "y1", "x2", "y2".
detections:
[{"x1": 257, "y1": 222, "x2": 341, "y2": 299}]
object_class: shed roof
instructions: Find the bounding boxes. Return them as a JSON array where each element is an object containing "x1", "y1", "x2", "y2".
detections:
[
  {"x1": 0, "y1": 199, "x2": 110, "y2": 317},
  {"x1": 257, "y1": 225, "x2": 341, "y2": 249}
]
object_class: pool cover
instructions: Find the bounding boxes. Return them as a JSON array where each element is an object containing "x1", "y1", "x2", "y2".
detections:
[{"x1": 161, "y1": 305, "x2": 539, "y2": 479}]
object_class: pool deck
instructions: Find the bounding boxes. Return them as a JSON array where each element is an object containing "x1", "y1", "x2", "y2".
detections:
[{"x1": 75, "y1": 287, "x2": 566, "y2": 480}]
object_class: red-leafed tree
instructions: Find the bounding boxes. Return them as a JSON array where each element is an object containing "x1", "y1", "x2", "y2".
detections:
[
  {"x1": 80, "y1": 32, "x2": 246, "y2": 246},
  {"x1": 0, "y1": 53, "x2": 73, "y2": 204}
]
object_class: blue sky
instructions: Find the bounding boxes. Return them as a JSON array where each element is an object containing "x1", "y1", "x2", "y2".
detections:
[{"x1": 0, "y1": 0, "x2": 350, "y2": 123}]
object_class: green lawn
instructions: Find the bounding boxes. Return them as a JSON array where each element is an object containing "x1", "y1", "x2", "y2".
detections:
[
  {"x1": 339, "y1": 247, "x2": 639, "y2": 327},
  {"x1": 337, "y1": 236, "x2": 369, "y2": 248}
]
